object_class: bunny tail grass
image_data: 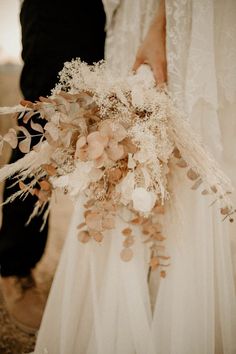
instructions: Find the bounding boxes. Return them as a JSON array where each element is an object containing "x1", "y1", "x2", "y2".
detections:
[{"x1": 0, "y1": 142, "x2": 53, "y2": 182}]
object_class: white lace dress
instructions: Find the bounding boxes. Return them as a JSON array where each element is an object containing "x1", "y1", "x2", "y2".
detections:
[{"x1": 34, "y1": 1, "x2": 236, "y2": 353}]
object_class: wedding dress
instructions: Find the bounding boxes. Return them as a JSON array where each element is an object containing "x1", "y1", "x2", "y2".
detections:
[{"x1": 34, "y1": 0, "x2": 236, "y2": 353}]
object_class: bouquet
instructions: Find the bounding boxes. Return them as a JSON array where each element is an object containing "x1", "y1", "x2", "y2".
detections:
[{"x1": 0, "y1": 61, "x2": 234, "y2": 277}]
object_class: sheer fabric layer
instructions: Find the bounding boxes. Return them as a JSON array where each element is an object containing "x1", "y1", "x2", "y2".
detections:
[
  {"x1": 34, "y1": 0, "x2": 236, "y2": 353},
  {"x1": 35, "y1": 171, "x2": 236, "y2": 354}
]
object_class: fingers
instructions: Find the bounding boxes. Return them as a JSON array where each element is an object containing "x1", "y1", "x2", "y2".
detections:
[
  {"x1": 132, "y1": 54, "x2": 167, "y2": 86},
  {"x1": 151, "y1": 58, "x2": 167, "y2": 85},
  {"x1": 132, "y1": 55, "x2": 167, "y2": 85},
  {"x1": 153, "y1": 65, "x2": 167, "y2": 85},
  {"x1": 132, "y1": 55, "x2": 144, "y2": 73}
]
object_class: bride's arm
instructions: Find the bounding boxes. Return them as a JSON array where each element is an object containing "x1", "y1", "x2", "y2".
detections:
[{"x1": 133, "y1": 0, "x2": 167, "y2": 84}]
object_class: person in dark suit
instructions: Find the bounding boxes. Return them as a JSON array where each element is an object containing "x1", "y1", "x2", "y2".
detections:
[{"x1": 0, "y1": 0, "x2": 105, "y2": 333}]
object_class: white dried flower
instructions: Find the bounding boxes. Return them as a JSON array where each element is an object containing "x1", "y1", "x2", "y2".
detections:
[
  {"x1": 132, "y1": 187, "x2": 156, "y2": 213},
  {"x1": 51, "y1": 161, "x2": 94, "y2": 196}
]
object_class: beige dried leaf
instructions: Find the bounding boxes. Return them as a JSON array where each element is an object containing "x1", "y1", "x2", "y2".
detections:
[
  {"x1": 78, "y1": 230, "x2": 90, "y2": 243},
  {"x1": 123, "y1": 236, "x2": 134, "y2": 248},
  {"x1": 150, "y1": 256, "x2": 159, "y2": 270},
  {"x1": 153, "y1": 234, "x2": 166, "y2": 242},
  {"x1": 19, "y1": 137, "x2": 31, "y2": 153},
  {"x1": 87, "y1": 131, "x2": 108, "y2": 147},
  {"x1": 160, "y1": 270, "x2": 166, "y2": 278},
  {"x1": 42, "y1": 164, "x2": 57, "y2": 176},
  {"x1": 113, "y1": 122, "x2": 127, "y2": 142},
  {"x1": 44, "y1": 122, "x2": 59, "y2": 141},
  {"x1": 90, "y1": 168, "x2": 103, "y2": 182},
  {"x1": 94, "y1": 152, "x2": 108, "y2": 168},
  {"x1": 108, "y1": 168, "x2": 122, "y2": 183},
  {"x1": 211, "y1": 185, "x2": 217, "y2": 193},
  {"x1": 39, "y1": 96, "x2": 56, "y2": 104},
  {"x1": 76, "y1": 136, "x2": 87, "y2": 149},
  {"x1": 36, "y1": 190, "x2": 50, "y2": 202},
  {"x1": 23, "y1": 111, "x2": 35, "y2": 124},
  {"x1": 131, "y1": 217, "x2": 143, "y2": 225},
  {"x1": 99, "y1": 121, "x2": 113, "y2": 138},
  {"x1": 173, "y1": 148, "x2": 181, "y2": 159},
  {"x1": 83, "y1": 199, "x2": 95, "y2": 208},
  {"x1": 53, "y1": 95, "x2": 70, "y2": 113},
  {"x1": 84, "y1": 210, "x2": 91, "y2": 218},
  {"x1": 61, "y1": 131, "x2": 72, "y2": 148},
  {"x1": 89, "y1": 230, "x2": 104, "y2": 242},
  {"x1": 44, "y1": 131, "x2": 58, "y2": 147},
  {"x1": 220, "y1": 207, "x2": 231, "y2": 215},
  {"x1": 153, "y1": 205, "x2": 165, "y2": 214},
  {"x1": 122, "y1": 227, "x2": 132, "y2": 236},
  {"x1": 88, "y1": 141, "x2": 104, "y2": 160},
  {"x1": 106, "y1": 141, "x2": 124, "y2": 161},
  {"x1": 29, "y1": 188, "x2": 38, "y2": 196},
  {"x1": 102, "y1": 215, "x2": 115, "y2": 230},
  {"x1": 153, "y1": 222, "x2": 162, "y2": 232},
  {"x1": 122, "y1": 138, "x2": 138, "y2": 154},
  {"x1": 176, "y1": 159, "x2": 188, "y2": 168},
  {"x1": 19, "y1": 181, "x2": 26, "y2": 190},
  {"x1": 30, "y1": 120, "x2": 44, "y2": 133},
  {"x1": 187, "y1": 168, "x2": 199, "y2": 181},
  {"x1": 142, "y1": 223, "x2": 156, "y2": 235},
  {"x1": 102, "y1": 200, "x2": 116, "y2": 212},
  {"x1": 77, "y1": 147, "x2": 88, "y2": 161},
  {"x1": 143, "y1": 236, "x2": 152, "y2": 243},
  {"x1": 33, "y1": 137, "x2": 44, "y2": 152},
  {"x1": 159, "y1": 255, "x2": 171, "y2": 260},
  {"x1": 85, "y1": 211, "x2": 102, "y2": 231},
  {"x1": 39, "y1": 180, "x2": 51, "y2": 191},
  {"x1": 191, "y1": 179, "x2": 202, "y2": 190},
  {"x1": 120, "y1": 248, "x2": 133, "y2": 262},
  {"x1": 77, "y1": 222, "x2": 86, "y2": 229},
  {"x1": 20, "y1": 99, "x2": 35, "y2": 109},
  {"x1": 3, "y1": 128, "x2": 18, "y2": 149},
  {"x1": 17, "y1": 126, "x2": 31, "y2": 153},
  {"x1": 201, "y1": 189, "x2": 209, "y2": 195}
]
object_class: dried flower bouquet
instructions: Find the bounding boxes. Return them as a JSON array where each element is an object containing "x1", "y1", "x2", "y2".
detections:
[{"x1": 0, "y1": 61, "x2": 234, "y2": 276}]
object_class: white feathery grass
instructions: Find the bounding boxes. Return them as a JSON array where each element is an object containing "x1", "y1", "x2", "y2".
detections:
[
  {"x1": 0, "y1": 105, "x2": 31, "y2": 115},
  {"x1": 0, "y1": 142, "x2": 53, "y2": 182}
]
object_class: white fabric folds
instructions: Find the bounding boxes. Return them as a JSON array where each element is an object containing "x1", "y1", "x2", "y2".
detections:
[{"x1": 34, "y1": 0, "x2": 236, "y2": 353}]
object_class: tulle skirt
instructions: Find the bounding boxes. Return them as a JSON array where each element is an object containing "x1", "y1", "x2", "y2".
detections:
[
  {"x1": 33, "y1": 0, "x2": 236, "y2": 350},
  {"x1": 34, "y1": 167, "x2": 236, "y2": 354}
]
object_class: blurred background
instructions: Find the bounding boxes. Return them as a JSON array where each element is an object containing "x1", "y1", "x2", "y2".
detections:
[
  {"x1": 0, "y1": 0, "x2": 22, "y2": 165},
  {"x1": 0, "y1": 1, "x2": 72, "y2": 352},
  {"x1": 0, "y1": 0, "x2": 22, "y2": 65}
]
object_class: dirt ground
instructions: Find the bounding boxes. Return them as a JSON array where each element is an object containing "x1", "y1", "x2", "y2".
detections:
[{"x1": 0, "y1": 65, "x2": 73, "y2": 354}]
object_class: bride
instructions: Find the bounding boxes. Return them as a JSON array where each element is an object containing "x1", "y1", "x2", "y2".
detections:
[{"x1": 34, "y1": 0, "x2": 236, "y2": 353}]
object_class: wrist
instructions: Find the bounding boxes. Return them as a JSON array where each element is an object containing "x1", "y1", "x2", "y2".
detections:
[
  {"x1": 151, "y1": 0, "x2": 166, "y2": 33},
  {"x1": 151, "y1": 18, "x2": 166, "y2": 34}
]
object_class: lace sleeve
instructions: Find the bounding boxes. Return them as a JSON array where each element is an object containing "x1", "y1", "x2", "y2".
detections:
[{"x1": 166, "y1": 0, "x2": 236, "y2": 111}]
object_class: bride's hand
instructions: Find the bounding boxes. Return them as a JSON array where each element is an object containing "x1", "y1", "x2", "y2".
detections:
[{"x1": 132, "y1": 0, "x2": 167, "y2": 85}]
